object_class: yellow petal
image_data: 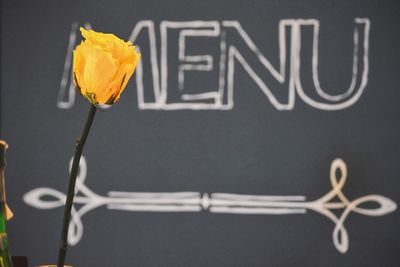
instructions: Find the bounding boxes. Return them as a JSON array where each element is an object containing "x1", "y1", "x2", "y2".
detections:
[
  {"x1": 74, "y1": 40, "x2": 119, "y2": 104},
  {"x1": 116, "y1": 53, "x2": 141, "y2": 100},
  {"x1": 80, "y1": 27, "x2": 127, "y2": 61},
  {"x1": 73, "y1": 48, "x2": 85, "y2": 94}
]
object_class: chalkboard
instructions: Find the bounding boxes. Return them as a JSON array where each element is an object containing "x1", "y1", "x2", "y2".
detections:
[{"x1": 2, "y1": 0, "x2": 400, "y2": 266}]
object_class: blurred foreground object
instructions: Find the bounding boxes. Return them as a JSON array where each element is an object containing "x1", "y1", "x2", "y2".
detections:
[{"x1": 0, "y1": 141, "x2": 13, "y2": 267}]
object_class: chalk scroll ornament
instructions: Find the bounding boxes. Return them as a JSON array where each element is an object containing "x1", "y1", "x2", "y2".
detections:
[{"x1": 23, "y1": 158, "x2": 396, "y2": 253}]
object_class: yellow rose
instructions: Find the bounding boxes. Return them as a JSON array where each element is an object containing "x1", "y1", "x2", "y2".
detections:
[{"x1": 73, "y1": 27, "x2": 140, "y2": 105}]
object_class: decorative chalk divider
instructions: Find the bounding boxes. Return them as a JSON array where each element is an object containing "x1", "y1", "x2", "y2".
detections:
[{"x1": 23, "y1": 157, "x2": 397, "y2": 253}]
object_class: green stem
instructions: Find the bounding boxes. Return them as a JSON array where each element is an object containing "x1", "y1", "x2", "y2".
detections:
[{"x1": 57, "y1": 104, "x2": 97, "y2": 267}]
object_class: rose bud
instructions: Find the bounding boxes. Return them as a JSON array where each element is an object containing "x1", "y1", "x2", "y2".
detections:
[{"x1": 73, "y1": 27, "x2": 140, "y2": 106}]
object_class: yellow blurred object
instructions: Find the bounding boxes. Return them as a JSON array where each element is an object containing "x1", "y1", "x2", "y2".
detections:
[
  {"x1": 5, "y1": 204, "x2": 13, "y2": 221},
  {"x1": 73, "y1": 27, "x2": 140, "y2": 105},
  {"x1": 0, "y1": 140, "x2": 13, "y2": 266},
  {"x1": 0, "y1": 141, "x2": 12, "y2": 221},
  {"x1": 0, "y1": 141, "x2": 8, "y2": 150}
]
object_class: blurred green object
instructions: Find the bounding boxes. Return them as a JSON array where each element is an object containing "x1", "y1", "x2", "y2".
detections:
[{"x1": 0, "y1": 141, "x2": 13, "y2": 267}]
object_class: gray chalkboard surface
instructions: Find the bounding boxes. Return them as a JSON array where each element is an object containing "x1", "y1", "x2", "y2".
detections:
[{"x1": 1, "y1": 0, "x2": 400, "y2": 266}]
